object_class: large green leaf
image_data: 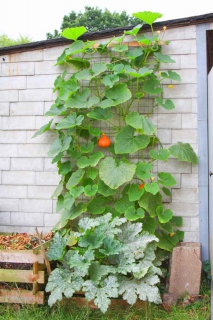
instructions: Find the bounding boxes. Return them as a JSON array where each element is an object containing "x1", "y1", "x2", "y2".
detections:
[
  {"x1": 156, "y1": 206, "x2": 173, "y2": 223},
  {"x1": 86, "y1": 167, "x2": 98, "y2": 180},
  {"x1": 45, "y1": 104, "x2": 67, "y2": 116},
  {"x1": 32, "y1": 119, "x2": 53, "y2": 138},
  {"x1": 56, "y1": 113, "x2": 84, "y2": 129},
  {"x1": 104, "y1": 83, "x2": 132, "y2": 106},
  {"x1": 80, "y1": 142, "x2": 94, "y2": 154},
  {"x1": 75, "y1": 69, "x2": 92, "y2": 81},
  {"x1": 144, "y1": 182, "x2": 159, "y2": 195},
  {"x1": 92, "y1": 63, "x2": 107, "y2": 77},
  {"x1": 65, "y1": 89, "x2": 99, "y2": 109},
  {"x1": 48, "y1": 136, "x2": 72, "y2": 157},
  {"x1": 125, "y1": 207, "x2": 145, "y2": 221},
  {"x1": 66, "y1": 169, "x2": 85, "y2": 189},
  {"x1": 156, "y1": 232, "x2": 174, "y2": 252},
  {"x1": 58, "y1": 161, "x2": 72, "y2": 175},
  {"x1": 169, "y1": 142, "x2": 198, "y2": 164},
  {"x1": 125, "y1": 48, "x2": 143, "y2": 60},
  {"x1": 155, "y1": 97, "x2": 175, "y2": 110},
  {"x1": 128, "y1": 184, "x2": 144, "y2": 201},
  {"x1": 84, "y1": 184, "x2": 98, "y2": 197},
  {"x1": 125, "y1": 66, "x2": 153, "y2": 78},
  {"x1": 102, "y1": 74, "x2": 119, "y2": 88},
  {"x1": 124, "y1": 24, "x2": 143, "y2": 36},
  {"x1": 125, "y1": 112, "x2": 156, "y2": 135},
  {"x1": 115, "y1": 195, "x2": 133, "y2": 214},
  {"x1": 112, "y1": 44, "x2": 128, "y2": 52},
  {"x1": 77, "y1": 152, "x2": 104, "y2": 168},
  {"x1": 59, "y1": 79, "x2": 80, "y2": 101},
  {"x1": 135, "y1": 163, "x2": 152, "y2": 179},
  {"x1": 61, "y1": 203, "x2": 86, "y2": 221},
  {"x1": 99, "y1": 157, "x2": 136, "y2": 189},
  {"x1": 149, "y1": 149, "x2": 170, "y2": 161},
  {"x1": 154, "y1": 52, "x2": 175, "y2": 63},
  {"x1": 61, "y1": 27, "x2": 87, "y2": 41},
  {"x1": 139, "y1": 191, "x2": 162, "y2": 217},
  {"x1": 132, "y1": 11, "x2": 162, "y2": 25},
  {"x1": 98, "y1": 180, "x2": 116, "y2": 197},
  {"x1": 143, "y1": 76, "x2": 162, "y2": 95},
  {"x1": 87, "y1": 107, "x2": 113, "y2": 120},
  {"x1": 115, "y1": 126, "x2": 150, "y2": 154},
  {"x1": 87, "y1": 197, "x2": 106, "y2": 215},
  {"x1": 67, "y1": 58, "x2": 90, "y2": 70},
  {"x1": 69, "y1": 186, "x2": 84, "y2": 198},
  {"x1": 64, "y1": 193, "x2": 75, "y2": 210},
  {"x1": 46, "y1": 233, "x2": 67, "y2": 261},
  {"x1": 161, "y1": 70, "x2": 181, "y2": 82},
  {"x1": 158, "y1": 172, "x2": 177, "y2": 187}
]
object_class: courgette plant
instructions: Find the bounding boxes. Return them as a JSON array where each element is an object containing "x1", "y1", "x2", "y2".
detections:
[{"x1": 33, "y1": 10, "x2": 198, "y2": 311}]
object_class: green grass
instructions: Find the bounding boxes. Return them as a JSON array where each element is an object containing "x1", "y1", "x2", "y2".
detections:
[{"x1": 0, "y1": 281, "x2": 210, "y2": 320}]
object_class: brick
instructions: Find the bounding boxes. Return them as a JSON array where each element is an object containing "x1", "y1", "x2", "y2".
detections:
[
  {"x1": 43, "y1": 45, "x2": 68, "y2": 60},
  {"x1": 27, "y1": 130, "x2": 57, "y2": 144},
  {"x1": 17, "y1": 144, "x2": 50, "y2": 157},
  {"x1": 0, "y1": 90, "x2": 18, "y2": 102},
  {"x1": 2, "y1": 62, "x2": 34, "y2": 76},
  {"x1": 182, "y1": 114, "x2": 197, "y2": 128},
  {"x1": 2, "y1": 50, "x2": 43, "y2": 63},
  {"x1": 2, "y1": 171, "x2": 35, "y2": 185},
  {"x1": 0, "y1": 103, "x2": 9, "y2": 115},
  {"x1": 0, "y1": 76, "x2": 26, "y2": 90},
  {"x1": 2, "y1": 116, "x2": 35, "y2": 130},
  {"x1": 44, "y1": 213, "x2": 60, "y2": 226},
  {"x1": 172, "y1": 188, "x2": 198, "y2": 203},
  {"x1": 0, "y1": 158, "x2": 10, "y2": 170},
  {"x1": 0, "y1": 144, "x2": 18, "y2": 157},
  {"x1": 158, "y1": 159, "x2": 191, "y2": 173},
  {"x1": 0, "y1": 199, "x2": 18, "y2": 211},
  {"x1": 11, "y1": 158, "x2": 43, "y2": 171},
  {"x1": 165, "y1": 202, "x2": 198, "y2": 216},
  {"x1": 0, "y1": 212, "x2": 10, "y2": 225},
  {"x1": 19, "y1": 89, "x2": 53, "y2": 102},
  {"x1": 162, "y1": 40, "x2": 191, "y2": 55},
  {"x1": 0, "y1": 131, "x2": 26, "y2": 143},
  {"x1": 11, "y1": 212, "x2": 44, "y2": 226},
  {"x1": 172, "y1": 129, "x2": 197, "y2": 143},
  {"x1": 36, "y1": 172, "x2": 60, "y2": 185},
  {"x1": 35, "y1": 61, "x2": 66, "y2": 74},
  {"x1": 181, "y1": 174, "x2": 198, "y2": 188},
  {"x1": 181, "y1": 54, "x2": 197, "y2": 69},
  {"x1": 28, "y1": 186, "x2": 56, "y2": 199},
  {"x1": 164, "y1": 84, "x2": 197, "y2": 99},
  {"x1": 10, "y1": 102, "x2": 44, "y2": 115},
  {"x1": 0, "y1": 185, "x2": 27, "y2": 198},
  {"x1": 157, "y1": 129, "x2": 171, "y2": 143},
  {"x1": 184, "y1": 231, "x2": 199, "y2": 242},
  {"x1": 27, "y1": 74, "x2": 57, "y2": 89},
  {"x1": 157, "y1": 114, "x2": 181, "y2": 129},
  {"x1": 19, "y1": 199, "x2": 52, "y2": 213},
  {"x1": 44, "y1": 158, "x2": 58, "y2": 171}
]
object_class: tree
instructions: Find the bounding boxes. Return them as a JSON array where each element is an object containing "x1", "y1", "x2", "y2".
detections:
[
  {"x1": 46, "y1": 6, "x2": 140, "y2": 39},
  {"x1": 0, "y1": 34, "x2": 32, "y2": 47}
]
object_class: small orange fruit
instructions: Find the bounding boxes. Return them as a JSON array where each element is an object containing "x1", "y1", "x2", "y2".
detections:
[{"x1": 98, "y1": 133, "x2": 111, "y2": 148}]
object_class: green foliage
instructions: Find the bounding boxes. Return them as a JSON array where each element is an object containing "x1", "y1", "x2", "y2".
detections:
[
  {"x1": 46, "y1": 213, "x2": 162, "y2": 312},
  {"x1": 37, "y1": 10, "x2": 199, "y2": 313},
  {"x1": 46, "y1": 6, "x2": 140, "y2": 39},
  {"x1": 0, "y1": 34, "x2": 32, "y2": 47}
]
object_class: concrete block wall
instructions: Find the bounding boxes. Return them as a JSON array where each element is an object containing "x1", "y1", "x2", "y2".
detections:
[{"x1": 0, "y1": 25, "x2": 198, "y2": 240}]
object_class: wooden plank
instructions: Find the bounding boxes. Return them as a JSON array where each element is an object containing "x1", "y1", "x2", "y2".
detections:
[
  {"x1": 0, "y1": 250, "x2": 44, "y2": 264},
  {"x1": 33, "y1": 240, "x2": 51, "y2": 254},
  {"x1": 0, "y1": 289, "x2": 44, "y2": 304},
  {"x1": 32, "y1": 262, "x2": 38, "y2": 295},
  {"x1": 0, "y1": 269, "x2": 45, "y2": 284}
]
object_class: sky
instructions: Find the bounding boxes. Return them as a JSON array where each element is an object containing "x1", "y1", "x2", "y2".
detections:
[{"x1": 0, "y1": 0, "x2": 212, "y2": 41}]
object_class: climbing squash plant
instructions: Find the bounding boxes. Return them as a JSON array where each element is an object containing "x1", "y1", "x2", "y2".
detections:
[{"x1": 33, "y1": 11, "x2": 198, "y2": 310}]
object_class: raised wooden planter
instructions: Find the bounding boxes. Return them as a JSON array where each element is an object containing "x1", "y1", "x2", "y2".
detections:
[{"x1": 0, "y1": 243, "x2": 48, "y2": 304}]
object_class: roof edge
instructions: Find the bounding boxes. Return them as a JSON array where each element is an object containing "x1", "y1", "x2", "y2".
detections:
[{"x1": 0, "y1": 12, "x2": 213, "y2": 56}]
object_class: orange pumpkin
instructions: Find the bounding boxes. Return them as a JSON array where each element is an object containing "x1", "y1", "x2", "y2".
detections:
[
  {"x1": 98, "y1": 133, "x2": 111, "y2": 148},
  {"x1": 139, "y1": 183, "x2": 145, "y2": 189}
]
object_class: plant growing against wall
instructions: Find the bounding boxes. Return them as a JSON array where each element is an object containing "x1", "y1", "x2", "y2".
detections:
[{"x1": 33, "y1": 10, "x2": 198, "y2": 311}]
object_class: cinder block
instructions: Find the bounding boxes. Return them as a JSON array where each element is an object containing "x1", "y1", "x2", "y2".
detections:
[
  {"x1": 174, "y1": 69, "x2": 197, "y2": 84},
  {"x1": 19, "y1": 89, "x2": 53, "y2": 102},
  {"x1": 35, "y1": 61, "x2": 66, "y2": 74},
  {"x1": 184, "y1": 25, "x2": 196, "y2": 39},
  {"x1": 0, "y1": 185, "x2": 27, "y2": 198},
  {"x1": 27, "y1": 130, "x2": 57, "y2": 144},
  {"x1": 2, "y1": 50, "x2": 43, "y2": 63},
  {"x1": 191, "y1": 99, "x2": 197, "y2": 113},
  {"x1": 172, "y1": 188, "x2": 198, "y2": 203},
  {"x1": 0, "y1": 145, "x2": 18, "y2": 157},
  {"x1": 0, "y1": 103, "x2": 9, "y2": 115},
  {"x1": 44, "y1": 158, "x2": 58, "y2": 171},
  {"x1": 0, "y1": 212, "x2": 10, "y2": 225},
  {"x1": 0, "y1": 90, "x2": 18, "y2": 102},
  {"x1": 2, "y1": 62, "x2": 34, "y2": 76},
  {"x1": 11, "y1": 158, "x2": 43, "y2": 171},
  {"x1": 2, "y1": 171, "x2": 35, "y2": 185},
  {"x1": 160, "y1": 55, "x2": 181, "y2": 69},
  {"x1": 44, "y1": 101, "x2": 54, "y2": 113},
  {"x1": 10, "y1": 102, "x2": 44, "y2": 115},
  {"x1": 0, "y1": 226, "x2": 45, "y2": 233},
  {"x1": 17, "y1": 144, "x2": 50, "y2": 157},
  {"x1": 2, "y1": 116, "x2": 35, "y2": 130},
  {"x1": 43, "y1": 45, "x2": 69, "y2": 60},
  {"x1": 190, "y1": 40, "x2": 196, "y2": 54},
  {"x1": 158, "y1": 98, "x2": 192, "y2": 114},
  {"x1": 0, "y1": 199, "x2": 19, "y2": 211},
  {"x1": 181, "y1": 174, "x2": 198, "y2": 188},
  {"x1": 165, "y1": 202, "x2": 198, "y2": 217},
  {"x1": 181, "y1": 54, "x2": 197, "y2": 69},
  {"x1": 35, "y1": 115, "x2": 62, "y2": 129},
  {"x1": 11, "y1": 212, "x2": 44, "y2": 226},
  {"x1": 157, "y1": 129, "x2": 171, "y2": 143},
  {"x1": 44, "y1": 213, "x2": 60, "y2": 226},
  {"x1": 0, "y1": 76, "x2": 26, "y2": 90},
  {"x1": 157, "y1": 114, "x2": 181, "y2": 129},
  {"x1": 190, "y1": 217, "x2": 199, "y2": 232},
  {"x1": 36, "y1": 172, "x2": 61, "y2": 186},
  {"x1": 163, "y1": 27, "x2": 185, "y2": 40},
  {"x1": 162, "y1": 40, "x2": 191, "y2": 55},
  {"x1": 27, "y1": 74, "x2": 57, "y2": 89},
  {"x1": 168, "y1": 243, "x2": 201, "y2": 296},
  {"x1": 184, "y1": 231, "x2": 199, "y2": 242},
  {"x1": 19, "y1": 199, "x2": 52, "y2": 213},
  {"x1": 28, "y1": 186, "x2": 56, "y2": 199},
  {"x1": 0, "y1": 131, "x2": 26, "y2": 143},
  {"x1": 158, "y1": 158, "x2": 191, "y2": 173},
  {"x1": 172, "y1": 129, "x2": 197, "y2": 143},
  {"x1": 0, "y1": 158, "x2": 10, "y2": 170},
  {"x1": 177, "y1": 217, "x2": 191, "y2": 231},
  {"x1": 164, "y1": 84, "x2": 197, "y2": 99},
  {"x1": 182, "y1": 114, "x2": 197, "y2": 129}
]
